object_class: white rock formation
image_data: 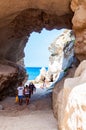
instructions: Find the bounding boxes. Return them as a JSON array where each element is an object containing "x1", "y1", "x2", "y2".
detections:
[
  {"x1": 35, "y1": 67, "x2": 47, "y2": 83},
  {"x1": 48, "y1": 29, "x2": 75, "y2": 81},
  {"x1": 35, "y1": 29, "x2": 75, "y2": 83}
]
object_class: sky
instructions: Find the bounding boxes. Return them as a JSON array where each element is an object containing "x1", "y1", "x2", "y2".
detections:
[{"x1": 24, "y1": 28, "x2": 64, "y2": 67}]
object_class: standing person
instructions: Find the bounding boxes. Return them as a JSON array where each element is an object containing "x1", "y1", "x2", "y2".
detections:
[
  {"x1": 24, "y1": 85, "x2": 30, "y2": 105},
  {"x1": 29, "y1": 82, "x2": 36, "y2": 98},
  {"x1": 50, "y1": 74, "x2": 53, "y2": 82},
  {"x1": 42, "y1": 77, "x2": 46, "y2": 88},
  {"x1": 17, "y1": 82, "x2": 24, "y2": 105}
]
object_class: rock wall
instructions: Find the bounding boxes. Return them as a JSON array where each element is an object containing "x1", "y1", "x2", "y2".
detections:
[
  {"x1": 0, "y1": 60, "x2": 27, "y2": 100},
  {"x1": 52, "y1": 65, "x2": 77, "y2": 130},
  {"x1": 0, "y1": 0, "x2": 73, "y2": 62},
  {"x1": 71, "y1": 0, "x2": 86, "y2": 61},
  {"x1": 61, "y1": 60, "x2": 86, "y2": 130},
  {"x1": 0, "y1": 1, "x2": 86, "y2": 129},
  {"x1": 48, "y1": 29, "x2": 75, "y2": 81},
  {"x1": 53, "y1": 60, "x2": 86, "y2": 130},
  {"x1": 34, "y1": 29, "x2": 75, "y2": 83},
  {"x1": 0, "y1": 0, "x2": 85, "y2": 94},
  {"x1": 62, "y1": 83, "x2": 86, "y2": 130},
  {"x1": 0, "y1": 0, "x2": 73, "y2": 96}
]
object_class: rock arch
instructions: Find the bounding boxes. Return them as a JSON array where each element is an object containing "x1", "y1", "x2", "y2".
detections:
[
  {"x1": 0, "y1": 0, "x2": 73, "y2": 62},
  {"x1": 0, "y1": 0, "x2": 86, "y2": 99}
]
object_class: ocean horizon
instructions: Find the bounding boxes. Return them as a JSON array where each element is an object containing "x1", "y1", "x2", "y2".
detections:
[{"x1": 25, "y1": 67, "x2": 48, "y2": 80}]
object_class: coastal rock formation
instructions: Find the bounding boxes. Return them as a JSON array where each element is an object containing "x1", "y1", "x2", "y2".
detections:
[
  {"x1": 71, "y1": 0, "x2": 86, "y2": 61},
  {"x1": 53, "y1": 60, "x2": 86, "y2": 130},
  {"x1": 0, "y1": 0, "x2": 85, "y2": 96},
  {"x1": 0, "y1": 0, "x2": 73, "y2": 62},
  {"x1": 0, "y1": 1, "x2": 86, "y2": 129},
  {"x1": 0, "y1": 60, "x2": 26, "y2": 100},
  {"x1": 0, "y1": 0, "x2": 73, "y2": 96},
  {"x1": 62, "y1": 82, "x2": 86, "y2": 130},
  {"x1": 48, "y1": 29, "x2": 75, "y2": 81},
  {"x1": 35, "y1": 29, "x2": 75, "y2": 83},
  {"x1": 35, "y1": 67, "x2": 47, "y2": 83},
  {"x1": 17, "y1": 58, "x2": 25, "y2": 67},
  {"x1": 53, "y1": 66, "x2": 76, "y2": 130}
]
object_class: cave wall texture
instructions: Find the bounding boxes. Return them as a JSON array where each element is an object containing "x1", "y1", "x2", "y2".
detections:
[
  {"x1": 0, "y1": 0, "x2": 73, "y2": 62},
  {"x1": 0, "y1": 0, "x2": 85, "y2": 63},
  {"x1": 71, "y1": 0, "x2": 86, "y2": 61},
  {"x1": 0, "y1": 0, "x2": 86, "y2": 98}
]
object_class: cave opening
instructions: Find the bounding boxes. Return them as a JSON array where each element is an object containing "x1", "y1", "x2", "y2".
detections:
[
  {"x1": 0, "y1": 8, "x2": 74, "y2": 118},
  {"x1": 0, "y1": 2, "x2": 78, "y2": 129},
  {"x1": 24, "y1": 28, "x2": 65, "y2": 80}
]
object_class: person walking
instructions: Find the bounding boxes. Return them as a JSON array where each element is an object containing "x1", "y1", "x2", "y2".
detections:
[
  {"x1": 24, "y1": 85, "x2": 30, "y2": 105},
  {"x1": 17, "y1": 82, "x2": 24, "y2": 105},
  {"x1": 29, "y1": 82, "x2": 36, "y2": 98}
]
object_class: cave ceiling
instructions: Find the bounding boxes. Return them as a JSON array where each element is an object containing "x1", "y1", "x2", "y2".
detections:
[{"x1": 0, "y1": 0, "x2": 73, "y2": 62}]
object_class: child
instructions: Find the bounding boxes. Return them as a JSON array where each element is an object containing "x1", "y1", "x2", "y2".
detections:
[{"x1": 24, "y1": 85, "x2": 30, "y2": 105}]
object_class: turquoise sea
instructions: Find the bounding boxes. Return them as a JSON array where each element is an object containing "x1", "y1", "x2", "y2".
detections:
[{"x1": 25, "y1": 67, "x2": 48, "y2": 80}]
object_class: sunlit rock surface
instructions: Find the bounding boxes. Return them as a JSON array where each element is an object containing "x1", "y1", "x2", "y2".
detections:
[
  {"x1": 48, "y1": 29, "x2": 75, "y2": 81},
  {"x1": 0, "y1": 0, "x2": 73, "y2": 63},
  {"x1": 0, "y1": 1, "x2": 86, "y2": 129},
  {"x1": 35, "y1": 29, "x2": 75, "y2": 83},
  {"x1": 0, "y1": 0, "x2": 73, "y2": 97},
  {"x1": 52, "y1": 66, "x2": 76, "y2": 130},
  {"x1": 64, "y1": 60, "x2": 86, "y2": 89},
  {"x1": 1, "y1": 0, "x2": 86, "y2": 65},
  {"x1": 53, "y1": 60, "x2": 86, "y2": 130},
  {"x1": 62, "y1": 83, "x2": 86, "y2": 130},
  {"x1": 35, "y1": 67, "x2": 47, "y2": 82},
  {"x1": 71, "y1": 0, "x2": 86, "y2": 61}
]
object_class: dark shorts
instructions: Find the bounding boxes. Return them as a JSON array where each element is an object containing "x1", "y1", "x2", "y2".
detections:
[
  {"x1": 25, "y1": 94, "x2": 29, "y2": 98},
  {"x1": 18, "y1": 95, "x2": 23, "y2": 99}
]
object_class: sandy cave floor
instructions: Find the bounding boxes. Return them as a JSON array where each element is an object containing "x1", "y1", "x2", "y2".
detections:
[{"x1": 0, "y1": 86, "x2": 57, "y2": 130}]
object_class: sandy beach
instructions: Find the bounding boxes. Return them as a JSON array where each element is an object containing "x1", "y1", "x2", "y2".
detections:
[{"x1": 0, "y1": 83, "x2": 57, "y2": 130}]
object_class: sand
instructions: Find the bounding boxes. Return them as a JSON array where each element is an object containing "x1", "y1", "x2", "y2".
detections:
[{"x1": 0, "y1": 84, "x2": 57, "y2": 130}]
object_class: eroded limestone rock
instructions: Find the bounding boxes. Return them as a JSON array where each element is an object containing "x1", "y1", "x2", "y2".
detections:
[
  {"x1": 71, "y1": 0, "x2": 86, "y2": 61},
  {"x1": 35, "y1": 67, "x2": 47, "y2": 83},
  {"x1": 0, "y1": 0, "x2": 73, "y2": 98},
  {"x1": 0, "y1": 60, "x2": 26, "y2": 100},
  {"x1": 48, "y1": 29, "x2": 75, "y2": 81},
  {"x1": 62, "y1": 82, "x2": 86, "y2": 130},
  {"x1": 53, "y1": 60, "x2": 86, "y2": 130},
  {"x1": 0, "y1": 0, "x2": 73, "y2": 62},
  {"x1": 52, "y1": 66, "x2": 76, "y2": 130}
]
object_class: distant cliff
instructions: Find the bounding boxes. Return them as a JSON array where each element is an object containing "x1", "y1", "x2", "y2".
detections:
[
  {"x1": 35, "y1": 29, "x2": 75, "y2": 83},
  {"x1": 47, "y1": 29, "x2": 75, "y2": 81}
]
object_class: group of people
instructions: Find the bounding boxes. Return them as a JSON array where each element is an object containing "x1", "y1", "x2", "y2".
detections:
[{"x1": 16, "y1": 82, "x2": 36, "y2": 105}]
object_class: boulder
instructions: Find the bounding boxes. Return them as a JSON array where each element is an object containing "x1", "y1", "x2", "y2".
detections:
[
  {"x1": 53, "y1": 60, "x2": 86, "y2": 130},
  {"x1": 0, "y1": 60, "x2": 26, "y2": 100}
]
